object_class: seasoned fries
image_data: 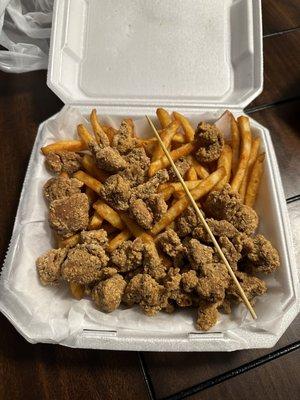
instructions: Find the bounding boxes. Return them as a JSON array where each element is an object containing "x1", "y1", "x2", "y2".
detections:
[
  {"x1": 156, "y1": 108, "x2": 172, "y2": 128},
  {"x1": 148, "y1": 143, "x2": 195, "y2": 176},
  {"x1": 239, "y1": 137, "x2": 261, "y2": 202},
  {"x1": 41, "y1": 140, "x2": 86, "y2": 155},
  {"x1": 151, "y1": 120, "x2": 179, "y2": 161},
  {"x1": 73, "y1": 170, "x2": 102, "y2": 193},
  {"x1": 231, "y1": 116, "x2": 252, "y2": 192},
  {"x1": 93, "y1": 200, "x2": 124, "y2": 230},
  {"x1": 173, "y1": 111, "x2": 195, "y2": 142},
  {"x1": 151, "y1": 167, "x2": 225, "y2": 235},
  {"x1": 37, "y1": 107, "x2": 274, "y2": 333},
  {"x1": 245, "y1": 153, "x2": 265, "y2": 207},
  {"x1": 214, "y1": 144, "x2": 232, "y2": 191},
  {"x1": 108, "y1": 230, "x2": 132, "y2": 252}
]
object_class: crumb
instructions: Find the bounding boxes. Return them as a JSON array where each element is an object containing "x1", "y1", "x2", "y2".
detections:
[
  {"x1": 49, "y1": 193, "x2": 89, "y2": 237},
  {"x1": 100, "y1": 174, "x2": 132, "y2": 211},
  {"x1": 195, "y1": 122, "x2": 224, "y2": 163},
  {"x1": 43, "y1": 175, "x2": 83, "y2": 203},
  {"x1": 111, "y1": 238, "x2": 144, "y2": 272},
  {"x1": 45, "y1": 151, "x2": 82, "y2": 174},
  {"x1": 92, "y1": 274, "x2": 126, "y2": 312},
  {"x1": 36, "y1": 248, "x2": 67, "y2": 285},
  {"x1": 61, "y1": 243, "x2": 109, "y2": 285}
]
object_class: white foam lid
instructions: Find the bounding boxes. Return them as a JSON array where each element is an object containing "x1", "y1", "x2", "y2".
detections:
[{"x1": 48, "y1": 0, "x2": 263, "y2": 109}]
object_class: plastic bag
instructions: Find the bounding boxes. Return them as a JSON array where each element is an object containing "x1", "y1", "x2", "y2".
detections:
[{"x1": 0, "y1": 0, "x2": 53, "y2": 73}]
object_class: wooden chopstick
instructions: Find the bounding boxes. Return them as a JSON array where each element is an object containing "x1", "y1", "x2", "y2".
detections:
[{"x1": 146, "y1": 115, "x2": 257, "y2": 320}]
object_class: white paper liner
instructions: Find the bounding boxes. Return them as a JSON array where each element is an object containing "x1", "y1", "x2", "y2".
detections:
[{"x1": 0, "y1": 106, "x2": 299, "y2": 349}]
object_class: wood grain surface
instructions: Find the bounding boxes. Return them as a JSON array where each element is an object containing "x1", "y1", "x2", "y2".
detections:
[{"x1": 0, "y1": 2, "x2": 300, "y2": 400}]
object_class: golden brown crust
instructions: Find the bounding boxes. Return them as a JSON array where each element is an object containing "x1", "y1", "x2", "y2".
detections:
[
  {"x1": 92, "y1": 274, "x2": 126, "y2": 312},
  {"x1": 195, "y1": 122, "x2": 224, "y2": 163},
  {"x1": 36, "y1": 248, "x2": 68, "y2": 286},
  {"x1": 43, "y1": 175, "x2": 83, "y2": 203},
  {"x1": 45, "y1": 151, "x2": 82, "y2": 175}
]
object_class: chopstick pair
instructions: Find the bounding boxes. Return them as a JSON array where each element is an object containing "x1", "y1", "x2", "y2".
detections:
[{"x1": 146, "y1": 115, "x2": 257, "y2": 320}]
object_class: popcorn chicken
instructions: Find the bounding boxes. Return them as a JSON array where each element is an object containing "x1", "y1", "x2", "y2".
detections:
[
  {"x1": 196, "y1": 263, "x2": 230, "y2": 303},
  {"x1": 195, "y1": 122, "x2": 224, "y2": 163},
  {"x1": 156, "y1": 229, "x2": 185, "y2": 259},
  {"x1": 43, "y1": 175, "x2": 83, "y2": 203},
  {"x1": 49, "y1": 193, "x2": 89, "y2": 237},
  {"x1": 80, "y1": 229, "x2": 108, "y2": 248},
  {"x1": 168, "y1": 157, "x2": 191, "y2": 181},
  {"x1": 111, "y1": 238, "x2": 144, "y2": 272},
  {"x1": 92, "y1": 274, "x2": 126, "y2": 312},
  {"x1": 100, "y1": 174, "x2": 132, "y2": 211},
  {"x1": 45, "y1": 151, "x2": 82, "y2": 175},
  {"x1": 121, "y1": 147, "x2": 150, "y2": 186},
  {"x1": 246, "y1": 234, "x2": 280, "y2": 274},
  {"x1": 226, "y1": 271, "x2": 267, "y2": 303},
  {"x1": 89, "y1": 142, "x2": 127, "y2": 173},
  {"x1": 112, "y1": 119, "x2": 138, "y2": 155},
  {"x1": 36, "y1": 248, "x2": 67, "y2": 286},
  {"x1": 185, "y1": 239, "x2": 214, "y2": 271}
]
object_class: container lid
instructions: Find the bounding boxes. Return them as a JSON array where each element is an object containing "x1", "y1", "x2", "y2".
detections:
[{"x1": 48, "y1": 0, "x2": 263, "y2": 109}]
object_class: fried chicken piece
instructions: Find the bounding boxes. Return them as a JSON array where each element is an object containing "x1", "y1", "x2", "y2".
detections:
[
  {"x1": 215, "y1": 236, "x2": 242, "y2": 270},
  {"x1": 232, "y1": 233, "x2": 254, "y2": 255},
  {"x1": 112, "y1": 119, "x2": 138, "y2": 155},
  {"x1": 156, "y1": 229, "x2": 185, "y2": 259},
  {"x1": 181, "y1": 270, "x2": 198, "y2": 293},
  {"x1": 92, "y1": 274, "x2": 126, "y2": 312},
  {"x1": 196, "y1": 301, "x2": 220, "y2": 331},
  {"x1": 89, "y1": 142, "x2": 127, "y2": 173},
  {"x1": 132, "y1": 169, "x2": 169, "y2": 200},
  {"x1": 111, "y1": 238, "x2": 144, "y2": 272},
  {"x1": 45, "y1": 151, "x2": 82, "y2": 175},
  {"x1": 162, "y1": 268, "x2": 193, "y2": 307},
  {"x1": 100, "y1": 174, "x2": 132, "y2": 211},
  {"x1": 185, "y1": 239, "x2": 214, "y2": 271},
  {"x1": 61, "y1": 243, "x2": 108, "y2": 285},
  {"x1": 175, "y1": 206, "x2": 203, "y2": 237},
  {"x1": 123, "y1": 274, "x2": 166, "y2": 316},
  {"x1": 43, "y1": 175, "x2": 83, "y2": 203},
  {"x1": 195, "y1": 122, "x2": 224, "y2": 163},
  {"x1": 163, "y1": 267, "x2": 182, "y2": 292},
  {"x1": 193, "y1": 218, "x2": 238, "y2": 243},
  {"x1": 36, "y1": 248, "x2": 67, "y2": 286},
  {"x1": 97, "y1": 267, "x2": 118, "y2": 280},
  {"x1": 80, "y1": 229, "x2": 108, "y2": 248},
  {"x1": 121, "y1": 147, "x2": 150, "y2": 186},
  {"x1": 196, "y1": 263, "x2": 230, "y2": 303},
  {"x1": 226, "y1": 271, "x2": 267, "y2": 303},
  {"x1": 143, "y1": 242, "x2": 166, "y2": 280},
  {"x1": 146, "y1": 194, "x2": 168, "y2": 223},
  {"x1": 168, "y1": 157, "x2": 191, "y2": 181},
  {"x1": 246, "y1": 234, "x2": 280, "y2": 274},
  {"x1": 49, "y1": 193, "x2": 89, "y2": 237},
  {"x1": 205, "y1": 185, "x2": 258, "y2": 235},
  {"x1": 129, "y1": 198, "x2": 153, "y2": 229}
]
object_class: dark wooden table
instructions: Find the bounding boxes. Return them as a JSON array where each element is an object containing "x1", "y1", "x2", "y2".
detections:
[{"x1": 0, "y1": 1, "x2": 299, "y2": 399}]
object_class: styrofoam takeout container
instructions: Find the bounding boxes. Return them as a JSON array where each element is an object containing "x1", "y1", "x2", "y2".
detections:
[{"x1": 0, "y1": 0, "x2": 298, "y2": 351}]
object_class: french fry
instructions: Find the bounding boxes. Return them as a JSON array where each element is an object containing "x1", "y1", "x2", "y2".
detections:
[
  {"x1": 214, "y1": 144, "x2": 233, "y2": 191},
  {"x1": 186, "y1": 167, "x2": 198, "y2": 181},
  {"x1": 101, "y1": 126, "x2": 117, "y2": 143},
  {"x1": 148, "y1": 143, "x2": 195, "y2": 177},
  {"x1": 58, "y1": 234, "x2": 80, "y2": 248},
  {"x1": 59, "y1": 171, "x2": 69, "y2": 178},
  {"x1": 245, "y1": 153, "x2": 265, "y2": 207},
  {"x1": 231, "y1": 116, "x2": 252, "y2": 192},
  {"x1": 85, "y1": 187, "x2": 98, "y2": 204},
  {"x1": 156, "y1": 108, "x2": 172, "y2": 128},
  {"x1": 77, "y1": 124, "x2": 95, "y2": 146},
  {"x1": 69, "y1": 282, "x2": 85, "y2": 300},
  {"x1": 88, "y1": 211, "x2": 104, "y2": 230},
  {"x1": 231, "y1": 118, "x2": 240, "y2": 175},
  {"x1": 173, "y1": 190, "x2": 187, "y2": 199},
  {"x1": 151, "y1": 167, "x2": 226, "y2": 235},
  {"x1": 119, "y1": 213, "x2": 153, "y2": 242},
  {"x1": 239, "y1": 137, "x2": 261, "y2": 202},
  {"x1": 73, "y1": 170, "x2": 102, "y2": 193},
  {"x1": 107, "y1": 229, "x2": 132, "y2": 252},
  {"x1": 93, "y1": 200, "x2": 124, "y2": 230},
  {"x1": 159, "y1": 180, "x2": 202, "y2": 192},
  {"x1": 172, "y1": 133, "x2": 185, "y2": 144},
  {"x1": 190, "y1": 157, "x2": 209, "y2": 178},
  {"x1": 151, "y1": 120, "x2": 180, "y2": 161},
  {"x1": 173, "y1": 111, "x2": 195, "y2": 142},
  {"x1": 160, "y1": 186, "x2": 175, "y2": 201},
  {"x1": 82, "y1": 154, "x2": 109, "y2": 182},
  {"x1": 90, "y1": 109, "x2": 110, "y2": 145},
  {"x1": 41, "y1": 140, "x2": 86, "y2": 155}
]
